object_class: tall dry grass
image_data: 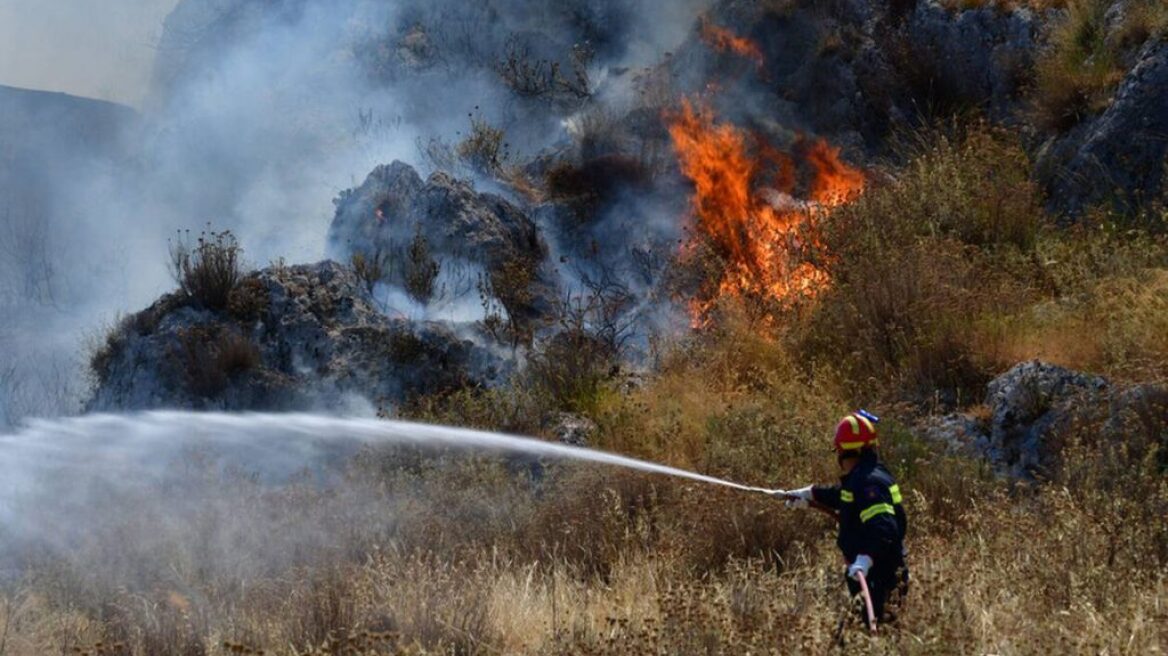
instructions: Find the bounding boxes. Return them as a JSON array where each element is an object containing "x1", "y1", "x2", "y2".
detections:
[
  {"x1": 1030, "y1": 0, "x2": 1168, "y2": 132},
  {"x1": 16, "y1": 120, "x2": 1168, "y2": 654}
]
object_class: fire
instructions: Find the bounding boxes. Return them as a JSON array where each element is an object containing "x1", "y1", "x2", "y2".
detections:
[
  {"x1": 699, "y1": 19, "x2": 764, "y2": 68},
  {"x1": 666, "y1": 100, "x2": 865, "y2": 323}
]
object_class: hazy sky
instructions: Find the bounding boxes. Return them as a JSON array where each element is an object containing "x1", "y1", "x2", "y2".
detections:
[{"x1": 0, "y1": 0, "x2": 181, "y2": 107}]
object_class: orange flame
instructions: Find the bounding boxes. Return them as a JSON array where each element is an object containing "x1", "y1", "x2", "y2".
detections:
[
  {"x1": 666, "y1": 100, "x2": 865, "y2": 324},
  {"x1": 699, "y1": 19, "x2": 764, "y2": 68}
]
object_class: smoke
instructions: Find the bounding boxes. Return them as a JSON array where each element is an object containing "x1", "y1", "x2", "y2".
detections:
[
  {"x1": 0, "y1": 0, "x2": 179, "y2": 107},
  {"x1": 0, "y1": 0, "x2": 721, "y2": 426}
]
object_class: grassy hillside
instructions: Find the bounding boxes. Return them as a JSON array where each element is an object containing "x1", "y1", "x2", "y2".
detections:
[{"x1": 6, "y1": 124, "x2": 1167, "y2": 655}]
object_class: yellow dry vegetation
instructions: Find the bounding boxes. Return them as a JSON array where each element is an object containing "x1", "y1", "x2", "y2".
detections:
[{"x1": 11, "y1": 125, "x2": 1168, "y2": 655}]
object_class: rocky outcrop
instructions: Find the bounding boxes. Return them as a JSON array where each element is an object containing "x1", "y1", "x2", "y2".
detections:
[
  {"x1": 669, "y1": 0, "x2": 1040, "y2": 154},
  {"x1": 982, "y1": 361, "x2": 1109, "y2": 475},
  {"x1": 900, "y1": 3, "x2": 1039, "y2": 119},
  {"x1": 329, "y1": 161, "x2": 545, "y2": 272},
  {"x1": 327, "y1": 161, "x2": 556, "y2": 325},
  {"x1": 922, "y1": 360, "x2": 1167, "y2": 478},
  {"x1": 1041, "y1": 41, "x2": 1168, "y2": 215},
  {"x1": 87, "y1": 261, "x2": 507, "y2": 413}
]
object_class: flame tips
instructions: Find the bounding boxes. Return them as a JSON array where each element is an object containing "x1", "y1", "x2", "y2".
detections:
[
  {"x1": 699, "y1": 18, "x2": 765, "y2": 68},
  {"x1": 666, "y1": 99, "x2": 866, "y2": 326}
]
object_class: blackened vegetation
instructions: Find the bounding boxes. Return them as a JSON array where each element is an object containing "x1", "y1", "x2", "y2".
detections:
[
  {"x1": 545, "y1": 155, "x2": 653, "y2": 227},
  {"x1": 89, "y1": 257, "x2": 502, "y2": 412},
  {"x1": 169, "y1": 324, "x2": 262, "y2": 399},
  {"x1": 496, "y1": 37, "x2": 595, "y2": 106}
]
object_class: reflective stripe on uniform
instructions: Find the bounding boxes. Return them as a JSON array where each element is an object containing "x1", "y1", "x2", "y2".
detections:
[
  {"x1": 889, "y1": 484, "x2": 902, "y2": 504},
  {"x1": 840, "y1": 490, "x2": 854, "y2": 503},
  {"x1": 859, "y1": 503, "x2": 896, "y2": 523}
]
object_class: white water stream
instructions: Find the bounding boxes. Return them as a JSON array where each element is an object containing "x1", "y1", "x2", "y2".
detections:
[{"x1": 0, "y1": 411, "x2": 780, "y2": 496}]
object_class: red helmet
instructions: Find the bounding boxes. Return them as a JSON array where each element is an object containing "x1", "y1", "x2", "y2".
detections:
[{"x1": 834, "y1": 411, "x2": 878, "y2": 452}]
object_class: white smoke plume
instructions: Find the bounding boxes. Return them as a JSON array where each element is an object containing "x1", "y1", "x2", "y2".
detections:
[{"x1": 0, "y1": 0, "x2": 715, "y2": 426}]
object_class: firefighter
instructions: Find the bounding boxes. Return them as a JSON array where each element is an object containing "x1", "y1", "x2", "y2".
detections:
[{"x1": 778, "y1": 410, "x2": 908, "y2": 627}]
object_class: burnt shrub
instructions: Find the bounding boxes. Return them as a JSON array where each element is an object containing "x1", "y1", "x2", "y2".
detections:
[
  {"x1": 456, "y1": 117, "x2": 510, "y2": 174},
  {"x1": 89, "y1": 321, "x2": 130, "y2": 387},
  {"x1": 349, "y1": 248, "x2": 390, "y2": 297},
  {"x1": 545, "y1": 154, "x2": 651, "y2": 226},
  {"x1": 169, "y1": 229, "x2": 247, "y2": 312},
  {"x1": 478, "y1": 255, "x2": 539, "y2": 349},
  {"x1": 227, "y1": 275, "x2": 270, "y2": 323},
  {"x1": 169, "y1": 325, "x2": 262, "y2": 399},
  {"x1": 496, "y1": 36, "x2": 593, "y2": 105},
  {"x1": 403, "y1": 228, "x2": 440, "y2": 304}
]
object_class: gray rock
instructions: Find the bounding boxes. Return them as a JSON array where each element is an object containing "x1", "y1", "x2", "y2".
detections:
[
  {"x1": 679, "y1": 0, "x2": 1040, "y2": 152},
  {"x1": 87, "y1": 261, "x2": 508, "y2": 413},
  {"x1": 327, "y1": 161, "x2": 557, "y2": 328},
  {"x1": 984, "y1": 361, "x2": 1109, "y2": 476},
  {"x1": 904, "y1": 3, "x2": 1039, "y2": 119},
  {"x1": 329, "y1": 161, "x2": 545, "y2": 271},
  {"x1": 920, "y1": 361, "x2": 1168, "y2": 479},
  {"x1": 1044, "y1": 41, "x2": 1168, "y2": 215},
  {"x1": 549, "y1": 412, "x2": 597, "y2": 447},
  {"x1": 918, "y1": 412, "x2": 989, "y2": 455}
]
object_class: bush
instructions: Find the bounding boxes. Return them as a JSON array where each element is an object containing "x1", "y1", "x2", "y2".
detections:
[
  {"x1": 169, "y1": 325, "x2": 261, "y2": 399},
  {"x1": 457, "y1": 116, "x2": 510, "y2": 174},
  {"x1": 169, "y1": 229, "x2": 247, "y2": 311},
  {"x1": 856, "y1": 126, "x2": 1044, "y2": 251},
  {"x1": 227, "y1": 275, "x2": 270, "y2": 322},
  {"x1": 404, "y1": 229, "x2": 440, "y2": 304},
  {"x1": 350, "y1": 249, "x2": 389, "y2": 296},
  {"x1": 526, "y1": 329, "x2": 617, "y2": 414},
  {"x1": 478, "y1": 256, "x2": 539, "y2": 349},
  {"x1": 797, "y1": 127, "x2": 1045, "y2": 405},
  {"x1": 1032, "y1": 0, "x2": 1127, "y2": 132}
]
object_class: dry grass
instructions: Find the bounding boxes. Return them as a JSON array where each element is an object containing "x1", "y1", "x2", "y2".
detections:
[
  {"x1": 797, "y1": 127, "x2": 1046, "y2": 406},
  {"x1": 993, "y1": 263, "x2": 1168, "y2": 381},
  {"x1": 1029, "y1": 0, "x2": 1168, "y2": 133},
  {"x1": 5, "y1": 339, "x2": 1166, "y2": 653},
  {"x1": 23, "y1": 120, "x2": 1168, "y2": 654}
]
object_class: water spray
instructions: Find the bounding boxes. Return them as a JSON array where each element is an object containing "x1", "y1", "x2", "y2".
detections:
[{"x1": 0, "y1": 411, "x2": 785, "y2": 498}]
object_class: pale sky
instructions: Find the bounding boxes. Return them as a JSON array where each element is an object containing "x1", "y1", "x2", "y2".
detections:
[{"x1": 0, "y1": 0, "x2": 181, "y2": 107}]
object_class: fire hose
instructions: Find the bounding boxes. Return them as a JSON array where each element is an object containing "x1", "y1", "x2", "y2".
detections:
[
  {"x1": 749, "y1": 487, "x2": 877, "y2": 633},
  {"x1": 855, "y1": 570, "x2": 878, "y2": 634}
]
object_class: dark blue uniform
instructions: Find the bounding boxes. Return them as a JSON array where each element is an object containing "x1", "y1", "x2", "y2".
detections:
[{"x1": 812, "y1": 450, "x2": 909, "y2": 622}]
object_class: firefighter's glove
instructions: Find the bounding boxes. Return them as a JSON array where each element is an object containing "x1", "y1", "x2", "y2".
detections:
[
  {"x1": 783, "y1": 486, "x2": 813, "y2": 510},
  {"x1": 847, "y1": 554, "x2": 873, "y2": 581}
]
